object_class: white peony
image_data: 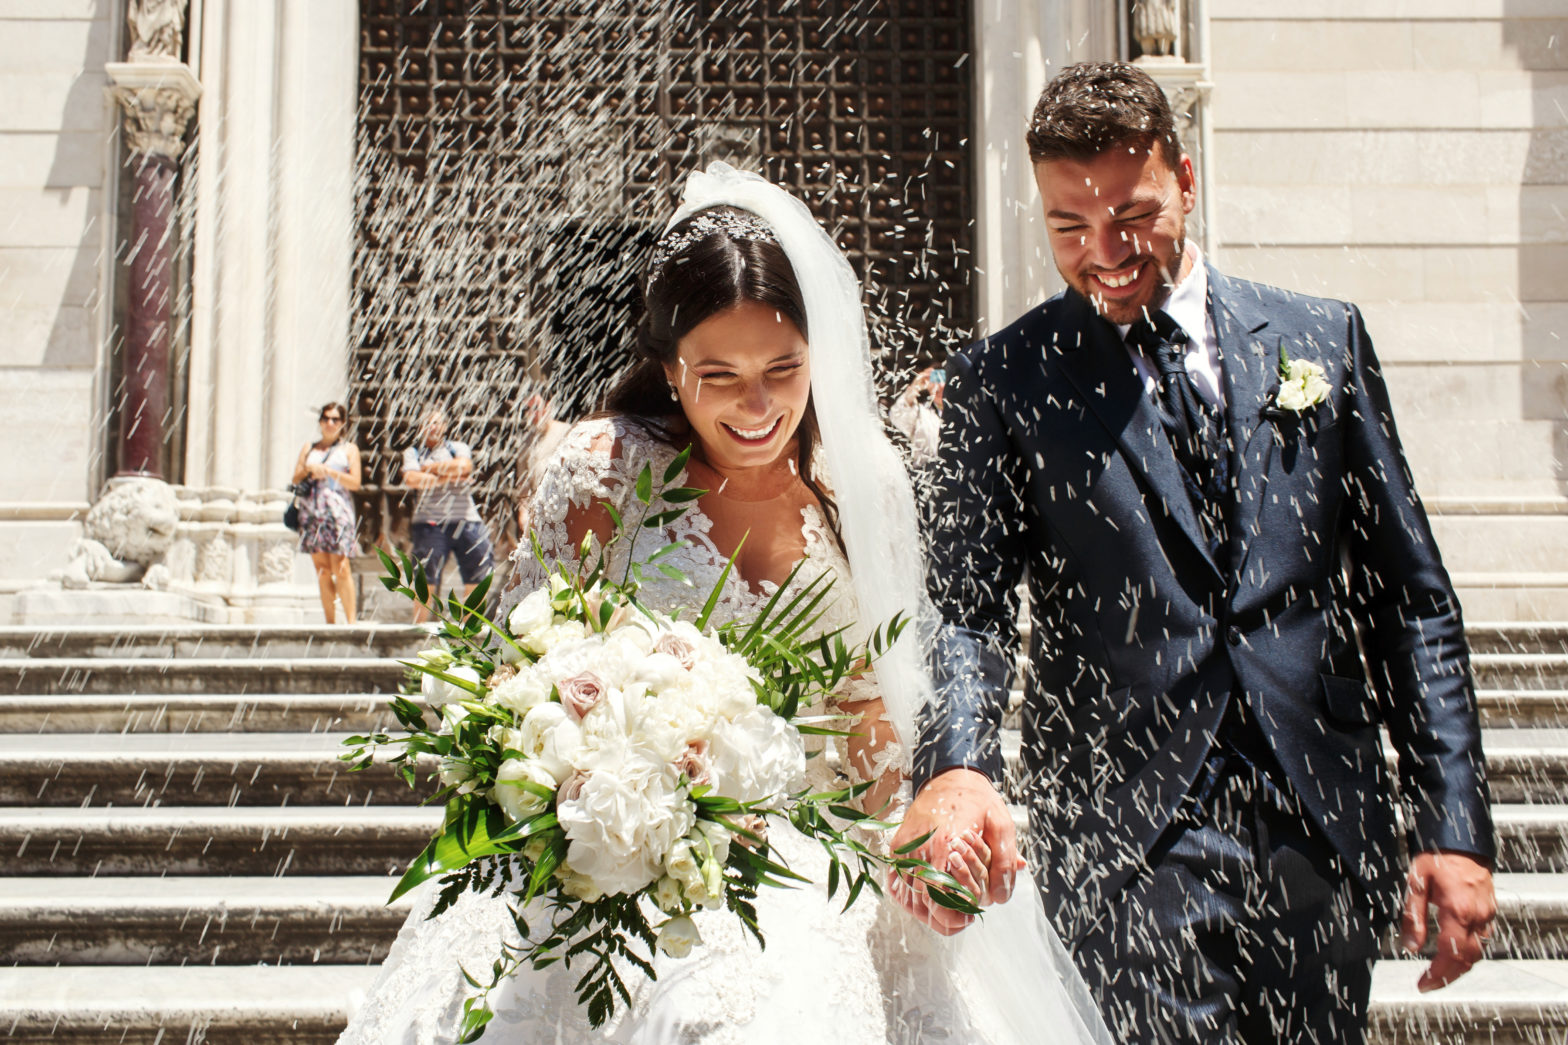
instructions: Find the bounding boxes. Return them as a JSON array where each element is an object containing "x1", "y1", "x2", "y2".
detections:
[
  {"x1": 421, "y1": 664, "x2": 482, "y2": 707},
  {"x1": 556, "y1": 746, "x2": 694, "y2": 896},
  {"x1": 656, "y1": 914, "x2": 701, "y2": 958},
  {"x1": 706, "y1": 704, "x2": 806, "y2": 805},
  {"x1": 493, "y1": 757, "x2": 558, "y2": 823}
]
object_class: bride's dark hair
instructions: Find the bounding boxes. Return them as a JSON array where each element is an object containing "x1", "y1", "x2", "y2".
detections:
[{"x1": 602, "y1": 207, "x2": 839, "y2": 538}]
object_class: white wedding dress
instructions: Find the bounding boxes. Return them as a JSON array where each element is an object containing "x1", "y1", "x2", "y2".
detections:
[{"x1": 341, "y1": 418, "x2": 973, "y2": 1044}]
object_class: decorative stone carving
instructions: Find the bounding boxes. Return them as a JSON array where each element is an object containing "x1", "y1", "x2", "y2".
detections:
[
  {"x1": 84, "y1": 478, "x2": 180, "y2": 564},
  {"x1": 128, "y1": 0, "x2": 189, "y2": 63},
  {"x1": 197, "y1": 535, "x2": 234, "y2": 584},
  {"x1": 259, "y1": 541, "x2": 296, "y2": 585},
  {"x1": 1132, "y1": 0, "x2": 1182, "y2": 61},
  {"x1": 53, "y1": 539, "x2": 144, "y2": 588},
  {"x1": 107, "y1": 63, "x2": 201, "y2": 161}
]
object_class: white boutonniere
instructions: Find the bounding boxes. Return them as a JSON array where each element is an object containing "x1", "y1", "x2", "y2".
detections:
[{"x1": 1270, "y1": 348, "x2": 1330, "y2": 414}]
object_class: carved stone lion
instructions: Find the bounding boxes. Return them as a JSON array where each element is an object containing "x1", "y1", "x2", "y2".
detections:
[{"x1": 84, "y1": 479, "x2": 181, "y2": 565}]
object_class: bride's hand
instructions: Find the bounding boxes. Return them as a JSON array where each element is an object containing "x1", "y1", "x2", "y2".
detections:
[{"x1": 889, "y1": 767, "x2": 1025, "y2": 935}]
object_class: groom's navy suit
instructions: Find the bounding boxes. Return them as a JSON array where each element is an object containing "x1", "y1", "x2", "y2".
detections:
[{"x1": 917, "y1": 266, "x2": 1494, "y2": 1036}]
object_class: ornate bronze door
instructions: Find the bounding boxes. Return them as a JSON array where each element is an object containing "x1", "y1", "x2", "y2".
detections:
[{"x1": 354, "y1": 0, "x2": 974, "y2": 547}]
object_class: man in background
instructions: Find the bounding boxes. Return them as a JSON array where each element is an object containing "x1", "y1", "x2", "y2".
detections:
[{"x1": 402, "y1": 407, "x2": 494, "y2": 622}]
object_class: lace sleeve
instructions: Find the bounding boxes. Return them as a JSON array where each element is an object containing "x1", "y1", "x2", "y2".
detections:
[{"x1": 500, "y1": 417, "x2": 673, "y2": 616}]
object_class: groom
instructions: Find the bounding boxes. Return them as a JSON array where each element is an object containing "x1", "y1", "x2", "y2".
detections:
[{"x1": 894, "y1": 62, "x2": 1496, "y2": 1042}]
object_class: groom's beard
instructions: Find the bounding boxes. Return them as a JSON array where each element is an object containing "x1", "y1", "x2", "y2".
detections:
[{"x1": 1066, "y1": 236, "x2": 1187, "y2": 327}]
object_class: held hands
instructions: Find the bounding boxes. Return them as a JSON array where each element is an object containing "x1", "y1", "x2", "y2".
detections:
[
  {"x1": 1402, "y1": 850, "x2": 1496, "y2": 992},
  {"x1": 888, "y1": 767, "x2": 1024, "y2": 935}
]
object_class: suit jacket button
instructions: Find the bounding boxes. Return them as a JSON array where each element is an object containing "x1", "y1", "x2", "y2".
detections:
[{"x1": 1226, "y1": 626, "x2": 1243, "y2": 647}]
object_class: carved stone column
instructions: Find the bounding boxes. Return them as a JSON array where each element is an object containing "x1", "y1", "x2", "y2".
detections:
[{"x1": 105, "y1": 1, "x2": 201, "y2": 479}]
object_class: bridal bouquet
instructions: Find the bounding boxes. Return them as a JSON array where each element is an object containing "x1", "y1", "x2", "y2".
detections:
[{"x1": 344, "y1": 449, "x2": 976, "y2": 1040}]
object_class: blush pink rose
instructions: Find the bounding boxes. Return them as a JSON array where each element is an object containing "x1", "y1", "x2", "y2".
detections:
[
  {"x1": 557, "y1": 770, "x2": 591, "y2": 803},
  {"x1": 558, "y1": 671, "x2": 607, "y2": 721},
  {"x1": 653, "y1": 633, "x2": 697, "y2": 669},
  {"x1": 673, "y1": 739, "x2": 712, "y2": 787}
]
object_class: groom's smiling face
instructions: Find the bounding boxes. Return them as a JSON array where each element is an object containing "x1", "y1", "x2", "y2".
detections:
[{"x1": 1035, "y1": 142, "x2": 1196, "y2": 325}]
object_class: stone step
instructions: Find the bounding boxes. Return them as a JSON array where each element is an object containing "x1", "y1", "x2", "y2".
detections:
[
  {"x1": 3, "y1": 871, "x2": 1559, "y2": 969},
  {"x1": 0, "y1": 876, "x2": 410, "y2": 966},
  {"x1": 0, "y1": 965, "x2": 363, "y2": 1044},
  {"x1": 1479, "y1": 730, "x2": 1568, "y2": 804},
  {"x1": 0, "y1": 624, "x2": 426, "y2": 661},
  {"x1": 1454, "y1": 578, "x2": 1568, "y2": 625},
  {"x1": 12, "y1": 802, "x2": 1554, "y2": 882},
  {"x1": 1480, "y1": 691, "x2": 1568, "y2": 730},
  {"x1": 0, "y1": 733, "x2": 433, "y2": 807},
  {"x1": 0, "y1": 692, "x2": 401, "y2": 734},
  {"x1": 1473, "y1": 654, "x2": 1568, "y2": 692},
  {"x1": 1466, "y1": 624, "x2": 1568, "y2": 657},
  {"x1": 0, "y1": 960, "x2": 1562, "y2": 1044},
  {"x1": 3, "y1": 684, "x2": 1564, "y2": 737},
  {"x1": 1367, "y1": 959, "x2": 1568, "y2": 1045},
  {"x1": 0, "y1": 656, "x2": 407, "y2": 696},
  {"x1": 1001, "y1": 730, "x2": 1568, "y2": 806},
  {"x1": 0, "y1": 805, "x2": 441, "y2": 876}
]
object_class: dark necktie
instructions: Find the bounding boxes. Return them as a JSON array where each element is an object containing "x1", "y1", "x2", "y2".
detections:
[{"x1": 1126, "y1": 311, "x2": 1229, "y2": 555}]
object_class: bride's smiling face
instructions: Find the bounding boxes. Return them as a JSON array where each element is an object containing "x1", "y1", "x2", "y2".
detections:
[{"x1": 666, "y1": 300, "x2": 811, "y2": 474}]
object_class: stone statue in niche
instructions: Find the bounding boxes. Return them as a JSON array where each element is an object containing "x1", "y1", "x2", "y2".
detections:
[
  {"x1": 1132, "y1": 0, "x2": 1182, "y2": 61},
  {"x1": 128, "y1": 0, "x2": 189, "y2": 63}
]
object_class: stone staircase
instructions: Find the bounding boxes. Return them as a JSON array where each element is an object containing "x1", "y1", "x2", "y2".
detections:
[{"x1": 0, "y1": 624, "x2": 1565, "y2": 1042}]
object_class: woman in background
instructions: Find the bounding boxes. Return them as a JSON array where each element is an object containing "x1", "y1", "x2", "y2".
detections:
[{"x1": 291, "y1": 401, "x2": 361, "y2": 623}]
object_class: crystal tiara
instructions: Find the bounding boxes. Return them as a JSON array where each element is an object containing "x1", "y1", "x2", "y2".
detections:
[{"x1": 649, "y1": 208, "x2": 778, "y2": 273}]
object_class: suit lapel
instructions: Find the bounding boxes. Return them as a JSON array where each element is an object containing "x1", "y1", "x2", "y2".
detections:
[
  {"x1": 1211, "y1": 266, "x2": 1277, "y2": 584},
  {"x1": 1054, "y1": 290, "x2": 1221, "y2": 581}
]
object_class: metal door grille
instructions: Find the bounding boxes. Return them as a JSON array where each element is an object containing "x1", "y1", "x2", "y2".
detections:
[{"x1": 354, "y1": 0, "x2": 973, "y2": 550}]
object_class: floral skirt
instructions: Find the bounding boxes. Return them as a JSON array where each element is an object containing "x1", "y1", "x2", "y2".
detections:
[{"x1": 298, "y1": 487, "x2": 358, "y2": 557}]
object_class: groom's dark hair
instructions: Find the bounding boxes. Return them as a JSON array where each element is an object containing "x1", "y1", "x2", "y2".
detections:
[{"x1": 1026, "y1": 62, "x2": 1183, "y2": 172}]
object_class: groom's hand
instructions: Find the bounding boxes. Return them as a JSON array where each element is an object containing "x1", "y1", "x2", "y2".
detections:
[
  {"x1": 889, "y1": 767, "x2": 1024, "y2": 936},
  {"x1": 1401, "y1": 850, "x2": 1496, "y2": 992}
]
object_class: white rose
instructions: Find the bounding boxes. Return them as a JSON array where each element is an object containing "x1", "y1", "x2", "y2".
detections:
[
  {"x1": 421, "y1": 664, "x2": 482, "y2": 707},
  {"x1": 508, "y1": 588, "x2": 555, "y2": 649},
  {"x1": 487, "y1": 725, "x2": 527, "y2": 754},
  {"x1": 706, "y1": 705, "x2": 806, "y2": 805},
  {"x1": 517, "y1": 703, "x2": 583, "y2": 781},
  {"x1": 656, "y1": 915, "x2": 701, "y2": 959},
  {"x1": 493, "y1": 757, "x2": 558, "y2": 823},
  {"x1": 556, "y1": 747, "x2": 693, "y2": 896},
  {"x1": 1275, "y1": 381, "x2": 1308, "y2": 411}
]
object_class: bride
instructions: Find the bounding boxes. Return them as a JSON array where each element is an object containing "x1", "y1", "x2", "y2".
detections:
[{"x1": 338, "y1": 164, "x2": 1113, "y2": 1045}]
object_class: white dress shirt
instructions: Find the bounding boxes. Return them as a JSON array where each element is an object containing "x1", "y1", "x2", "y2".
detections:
[{"x1": 1117, "y1": 243, "x2": 1224, "y2": 410}]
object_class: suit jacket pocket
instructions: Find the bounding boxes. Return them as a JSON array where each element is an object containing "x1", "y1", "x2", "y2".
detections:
[
  {"x1": 1036, "y1": 685, "x2": 1135, "y2": 759},
  {"x1": 1320, "y1": 672, "x2": 1375, "y2": 728}
]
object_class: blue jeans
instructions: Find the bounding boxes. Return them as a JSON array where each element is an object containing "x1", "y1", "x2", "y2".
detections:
[{"x1": 410, "y1": 520, "x2": 494, "y2": 590}]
